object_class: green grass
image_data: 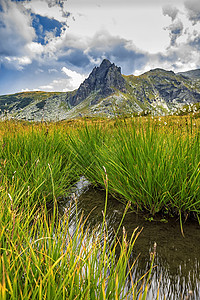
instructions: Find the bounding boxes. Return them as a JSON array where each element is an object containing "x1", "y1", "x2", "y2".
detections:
[
  {"x1": 0, "y1": 116, "x2": 199, "y2": 298},
  {"x1": 0, "y1": 120, "x2": 158, "y2": 299},
  {"x1": 68, "y1": 118, "x2": 200, "y2": 222},
  {"x1": 0, "y1": 127, "x2": 77, "y2": 206},
  {"x1": 0, "y1": 174, "x2": 152, "y2": 299},
  {"x1": 0, "y1": 117, "x2": 199, "y2": 219}
]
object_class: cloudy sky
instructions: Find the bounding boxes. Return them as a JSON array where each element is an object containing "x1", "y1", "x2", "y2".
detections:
[{"x1": 0, "y1": 0, "x2": 200, "y2": 95}]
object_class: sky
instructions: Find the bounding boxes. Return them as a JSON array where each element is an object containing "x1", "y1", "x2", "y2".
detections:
[{"x1": 0, "y1": 0, "x2": 200, "y2": 95}]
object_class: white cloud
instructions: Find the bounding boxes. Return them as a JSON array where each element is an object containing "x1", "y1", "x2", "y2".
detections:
[
  {"x1": 2, "y1": 0, "x2": 196, "y2": 73},
  {"x1": 0, "y1": 0, "x2": 35, "y2": 58},
  {"x1": 163, "y1": 5, "x2": 179, "y2": 21},
  {"x1": 36, "y1": 68, "x2": 87, "y2": 92},
  {"x1": 21, "y1": 88, "x2": 39, "y2": 92},
  {"x1": 48, "y1": 68, "x2": 58, "y2": 73},
  {"x1": 61, "y1": 67, "x2": 87, "y2": 90},
  {"x1": 26, "y1": 42, "x2": 44, "y2": 55},
  {"x1": 23, "y1": 0, "x2": 70, "y2": 22},
  {"x1": 66, "y1": 2, "x2": 171, "y2": 54},
  {"x1": 0, "y1": 0, "x2": 70, "y2": 70},
  {"x1": 4, "y1": 56, "x2": 32, "y2": 70},
  {"x1": 39, "y1": 84, "x2": 53, "y2": 90},
  {"x1": 184, "y1": 0, "x2": 200, "y2": 24},
  {"x1": 134, "y1": 40, "x2": 200, "y2": 75},
  {"x1": 0, "y1": 0, "x2": 37, "y2": 71},
  {"x1": 165, "y1": 19, "x2": 184, "y2": 45},
  {"x1": 1, "y1": 0, "x2": 200, "y2": 96}
]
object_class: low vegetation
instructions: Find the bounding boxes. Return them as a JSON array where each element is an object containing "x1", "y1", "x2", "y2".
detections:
[
  {"x1": 0, "y1": 115, "x2": 199, "y2": 298},
  {"x1": 68, "y1": 116, "x2": 200, "y2": 224},
  {"x1": 1, "y1": 189, "x2": 154, "y2": 299}
]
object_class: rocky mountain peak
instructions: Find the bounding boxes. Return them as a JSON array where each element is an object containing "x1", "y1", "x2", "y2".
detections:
[
  {"x1": 100, "y1": 58, "x2": 112, "y2": 68},
  {"x1": 68, "y1": 59, "x2": 126, "y2": 106}
]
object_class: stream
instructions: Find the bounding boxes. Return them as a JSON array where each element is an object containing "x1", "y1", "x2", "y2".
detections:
[{"x1": 58, "y1": 177, "x2": 200, "y2": 299}]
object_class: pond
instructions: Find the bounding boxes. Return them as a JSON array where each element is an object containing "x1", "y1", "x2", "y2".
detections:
[{"x1": 58, "y1": 177, "x2": 200, "y2": 300}]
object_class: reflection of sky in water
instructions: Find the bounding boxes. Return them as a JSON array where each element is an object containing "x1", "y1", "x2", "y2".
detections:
[{"x1": 58, "y1": 177, "x2": 200, "y2": 299}]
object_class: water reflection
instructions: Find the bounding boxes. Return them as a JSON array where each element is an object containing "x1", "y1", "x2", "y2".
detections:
[{"x1": 58, "y1": 178, "x2": 200, "y2": 299}]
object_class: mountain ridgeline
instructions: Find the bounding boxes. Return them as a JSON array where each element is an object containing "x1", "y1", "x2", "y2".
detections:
[
  {"x1": 1, "y1": 59, "x2": 200, "y2": 120},
  {"x1": 68, "y1": 59, "x2": 126, "y2": 107}
]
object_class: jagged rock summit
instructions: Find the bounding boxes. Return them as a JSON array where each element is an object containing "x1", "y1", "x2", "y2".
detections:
[{"x1": 68, "y1": 59, "x2": 126, "y2": 106}]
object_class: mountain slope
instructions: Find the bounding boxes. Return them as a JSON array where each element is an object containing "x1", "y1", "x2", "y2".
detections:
[
  {"x1": 1, "y1": 60, "x2": 200, "y2": 120},
  {"x1": 178, "y1": 69, "x2": 200, "y2": 79},
  {"x1": 123, "y1": 68, "x2": 200, "y2": 114},
  {"x1": 0, "y1": 91, "x2": 70, "y2": 121}
]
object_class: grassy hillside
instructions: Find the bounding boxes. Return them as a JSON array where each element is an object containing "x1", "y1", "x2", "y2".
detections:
[{"x1": 0, "y1": 91, "x2": 65, "y2": 115}]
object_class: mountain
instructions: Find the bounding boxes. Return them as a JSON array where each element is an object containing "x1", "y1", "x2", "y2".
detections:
[
  {"x1": 1, "y1": 59, "x2": 200, "y2": 121},
  {"x1": 0, "y1": 91, "x2": 69, "y2": 121},
  {"x1": 123, "y1": 68, "x2": 200, "y2": 114},
  {"x1": 178, "y1": 69, "x2": 200, "y2": 80},
  {"x1": 68, "y1": 59, "x2": 126, "y2": 107}
]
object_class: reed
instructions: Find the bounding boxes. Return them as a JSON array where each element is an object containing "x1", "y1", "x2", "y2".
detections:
[
  {"x1": 0, "y1": 116, "x2": 199, "y2": 298},
  {"x1": 69, "y1": 117, "x2": 200, "y2": 221},
  {"x1": 0, "y1": 117, "x2": 199, "y2": 220},
  {"x1": 0, "y1": 127, "x2": 77, "y2": 206},
  {"x1": 0, "y1": 178, "x2": 152, "y2": 299}
]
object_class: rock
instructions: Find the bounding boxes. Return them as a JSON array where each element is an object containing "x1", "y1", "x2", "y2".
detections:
[{"x1": 68, "y1": 59, "x2": 126, "y2": 106}]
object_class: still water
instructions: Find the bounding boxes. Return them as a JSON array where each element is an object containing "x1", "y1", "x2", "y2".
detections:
[{"x1": 58, "y1": 178, "x2": 200, "y2": 299}]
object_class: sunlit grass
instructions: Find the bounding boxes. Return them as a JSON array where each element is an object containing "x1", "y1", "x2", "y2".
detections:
[
  {"x1": 0, "y1": 115, "x2": 199, "y2": 298},
  {"x1": 0, "y1": 178, "x2": 152, "y2": 299},
  {"x1": 0, "y1": 116, "x2": 199, "y2": 219},
  {"x1": 67, "y1": 116, "x2": 200, "y2": 223}
]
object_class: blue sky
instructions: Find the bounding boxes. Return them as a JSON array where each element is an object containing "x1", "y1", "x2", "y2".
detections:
[{"x1": 0, "y1": 0, "x2": 200, "y2": 95}]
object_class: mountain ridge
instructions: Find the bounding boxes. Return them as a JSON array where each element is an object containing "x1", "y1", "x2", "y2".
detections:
[
  {"x1": 1, "y1": 59, "x2": 200, "y2": 120},
  {"x1": 178, "y1": 69, "x2": 200, "y2": 79}
]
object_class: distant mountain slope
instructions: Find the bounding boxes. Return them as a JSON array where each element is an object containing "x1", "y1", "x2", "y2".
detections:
[
  {"x1": 178, "y1": 69, "x2": 200, "y2": 79},
  {"x1": 123, "y1": 68, "x2": 200, "y2": 114},
  {"x1": 1, "y1": 60, "x2": 200, "y2": 120},
  {"x1": 0, "y1": 91, "x2": 63, "y2": 112},
  {"x1": 0, "y1": 91, "x2": 69, "y2": 120}
]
